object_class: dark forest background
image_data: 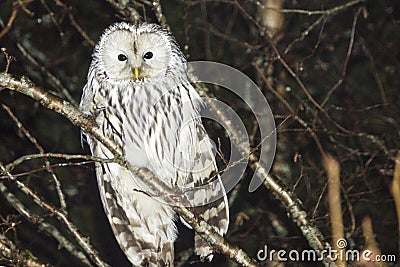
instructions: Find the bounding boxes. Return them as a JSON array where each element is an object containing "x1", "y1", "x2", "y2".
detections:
[{"x1": 0, "y1": 0, "x2": 399, "y2": 266}]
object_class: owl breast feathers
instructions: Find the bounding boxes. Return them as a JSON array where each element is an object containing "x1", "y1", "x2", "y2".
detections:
[{"x1": 79, "y1": 22, "x2": 229, "y2": 266}]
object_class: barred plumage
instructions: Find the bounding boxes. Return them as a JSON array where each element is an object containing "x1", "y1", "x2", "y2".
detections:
[{"x1": 80, "y1": 22, "x2": 229, "y2": 266}]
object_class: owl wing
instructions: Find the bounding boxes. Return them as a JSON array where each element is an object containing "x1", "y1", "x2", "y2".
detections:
[
  {"x1": 176, "y1": 84, "x2": 229, "y2": 260},
  {"x1": 192, "y1": 123, "x2": 229, "y2": 260}
]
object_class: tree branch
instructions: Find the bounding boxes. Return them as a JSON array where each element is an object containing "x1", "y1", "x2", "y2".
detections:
[
  {"x1": 0, "y1": 162, "x2": 110, "y2": 267},
  {"x1": 0, "y1": 180, "x2": 92, "y2": 266},
  {"x1": 1, "y1": 103, "x2": 68, "y2": 211},
  {"x1": 0, "y1": 232, "x2": 47, "y2": 267},
  {"x1": 0, "y1": 72, "x2": 259, "y2": 267}
]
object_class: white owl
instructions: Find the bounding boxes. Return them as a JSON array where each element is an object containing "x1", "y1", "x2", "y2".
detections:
[{"x1": 79, "y1": 22, "x2": 229, "y2": 266}]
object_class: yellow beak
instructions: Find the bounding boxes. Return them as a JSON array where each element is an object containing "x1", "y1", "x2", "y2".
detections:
[{"x1": 134, "y1": 67, "x2": 140, "y2": 80}]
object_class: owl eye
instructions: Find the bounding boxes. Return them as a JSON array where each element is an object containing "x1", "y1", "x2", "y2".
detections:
[
  {"x1": 143, "y1": 51, "x2": 153, "y2": 60},
  {"x1": 118, "y1": 54, "x2": 127, "y2": 61}
]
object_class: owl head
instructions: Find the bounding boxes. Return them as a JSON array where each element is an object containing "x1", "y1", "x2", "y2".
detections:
[{"x1": 93, "y1": 22, "x2": 186, "y2": 82}]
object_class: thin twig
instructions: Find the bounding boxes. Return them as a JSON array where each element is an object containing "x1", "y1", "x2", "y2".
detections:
[
  {"x1": 14, "y1": 42, "x2": 77, "y2": 106},
  {"x1": 3, "y1": 152, "x2": 116, "y2": 173},
  {"x1": 322, "y1": 7, "x2": 363, "y2": 107},
  {"x1": 104, "y1": 0, "x2": 142, "y2": 22},
  {"x1": 254, "y1": 0, "x2": 365, "y2": 15},
  {"x1": 0, "y1": 182, "x2": 92, "y2": 266},
  {"x1": 0, "y1": 232, "x2": 47, "y2": 267},
  {"x1": 16, "y1": 0, "x2": 35, "y2": 17},
  {"x1": 0, "y1": 7, "x2": 18, "y2": 40},
  {"x1": 1, "y1": 47, "x2": 14, "y2": 73},
  {"x1": 39, "y1": 0, "x2": 64, "y2": 37},
  {"x1": 283, "y1": 14, "x2": 327, "y2": 55},
  {"x1": 152, "y1": 0, "x2": 170, "y2": 31},
  {"x1": 55, "y1": 1, "x2": 96, "y2": 47},
  {"x1": 360, "y1": 39, "x2": 389, "y2": 107},
  {"x1": 0, "y1": 161, "x2": 110, "y2": 267},
  {"x1": 1, "y1": 103, "x2": 68, "y2": 210}
]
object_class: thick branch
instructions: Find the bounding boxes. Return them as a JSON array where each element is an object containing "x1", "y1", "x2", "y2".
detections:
[{"x1": 0, "y1": 72, "x2": 259, "y2": 267}]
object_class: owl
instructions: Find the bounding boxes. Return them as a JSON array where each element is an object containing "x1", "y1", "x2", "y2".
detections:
[{"x1": 79, "y1": 22, "x2": 229, "y2": 266}]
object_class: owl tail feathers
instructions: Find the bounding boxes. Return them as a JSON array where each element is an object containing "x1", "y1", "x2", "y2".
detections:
[
  {"x1": 193, "y1": 198, "x2": 229, "y2": 262},
  {"x1": 138, "y1": 242, "x2": 174, "y2": 267},
  {"x1": 194, "y1": 233, "x2": 215, "y2": 262},
  {"x1": 158, "y1": 242, "x2": 174, "y2": 267}
]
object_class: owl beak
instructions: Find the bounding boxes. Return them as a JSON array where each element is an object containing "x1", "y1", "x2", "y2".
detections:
[{"x1": 134, "y1": 67, "x2": 140, "y2": 80}]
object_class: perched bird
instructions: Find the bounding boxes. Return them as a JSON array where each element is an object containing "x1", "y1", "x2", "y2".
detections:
[{"x1": 79, "y1": 22, "x2": 229, "y2": 266}]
